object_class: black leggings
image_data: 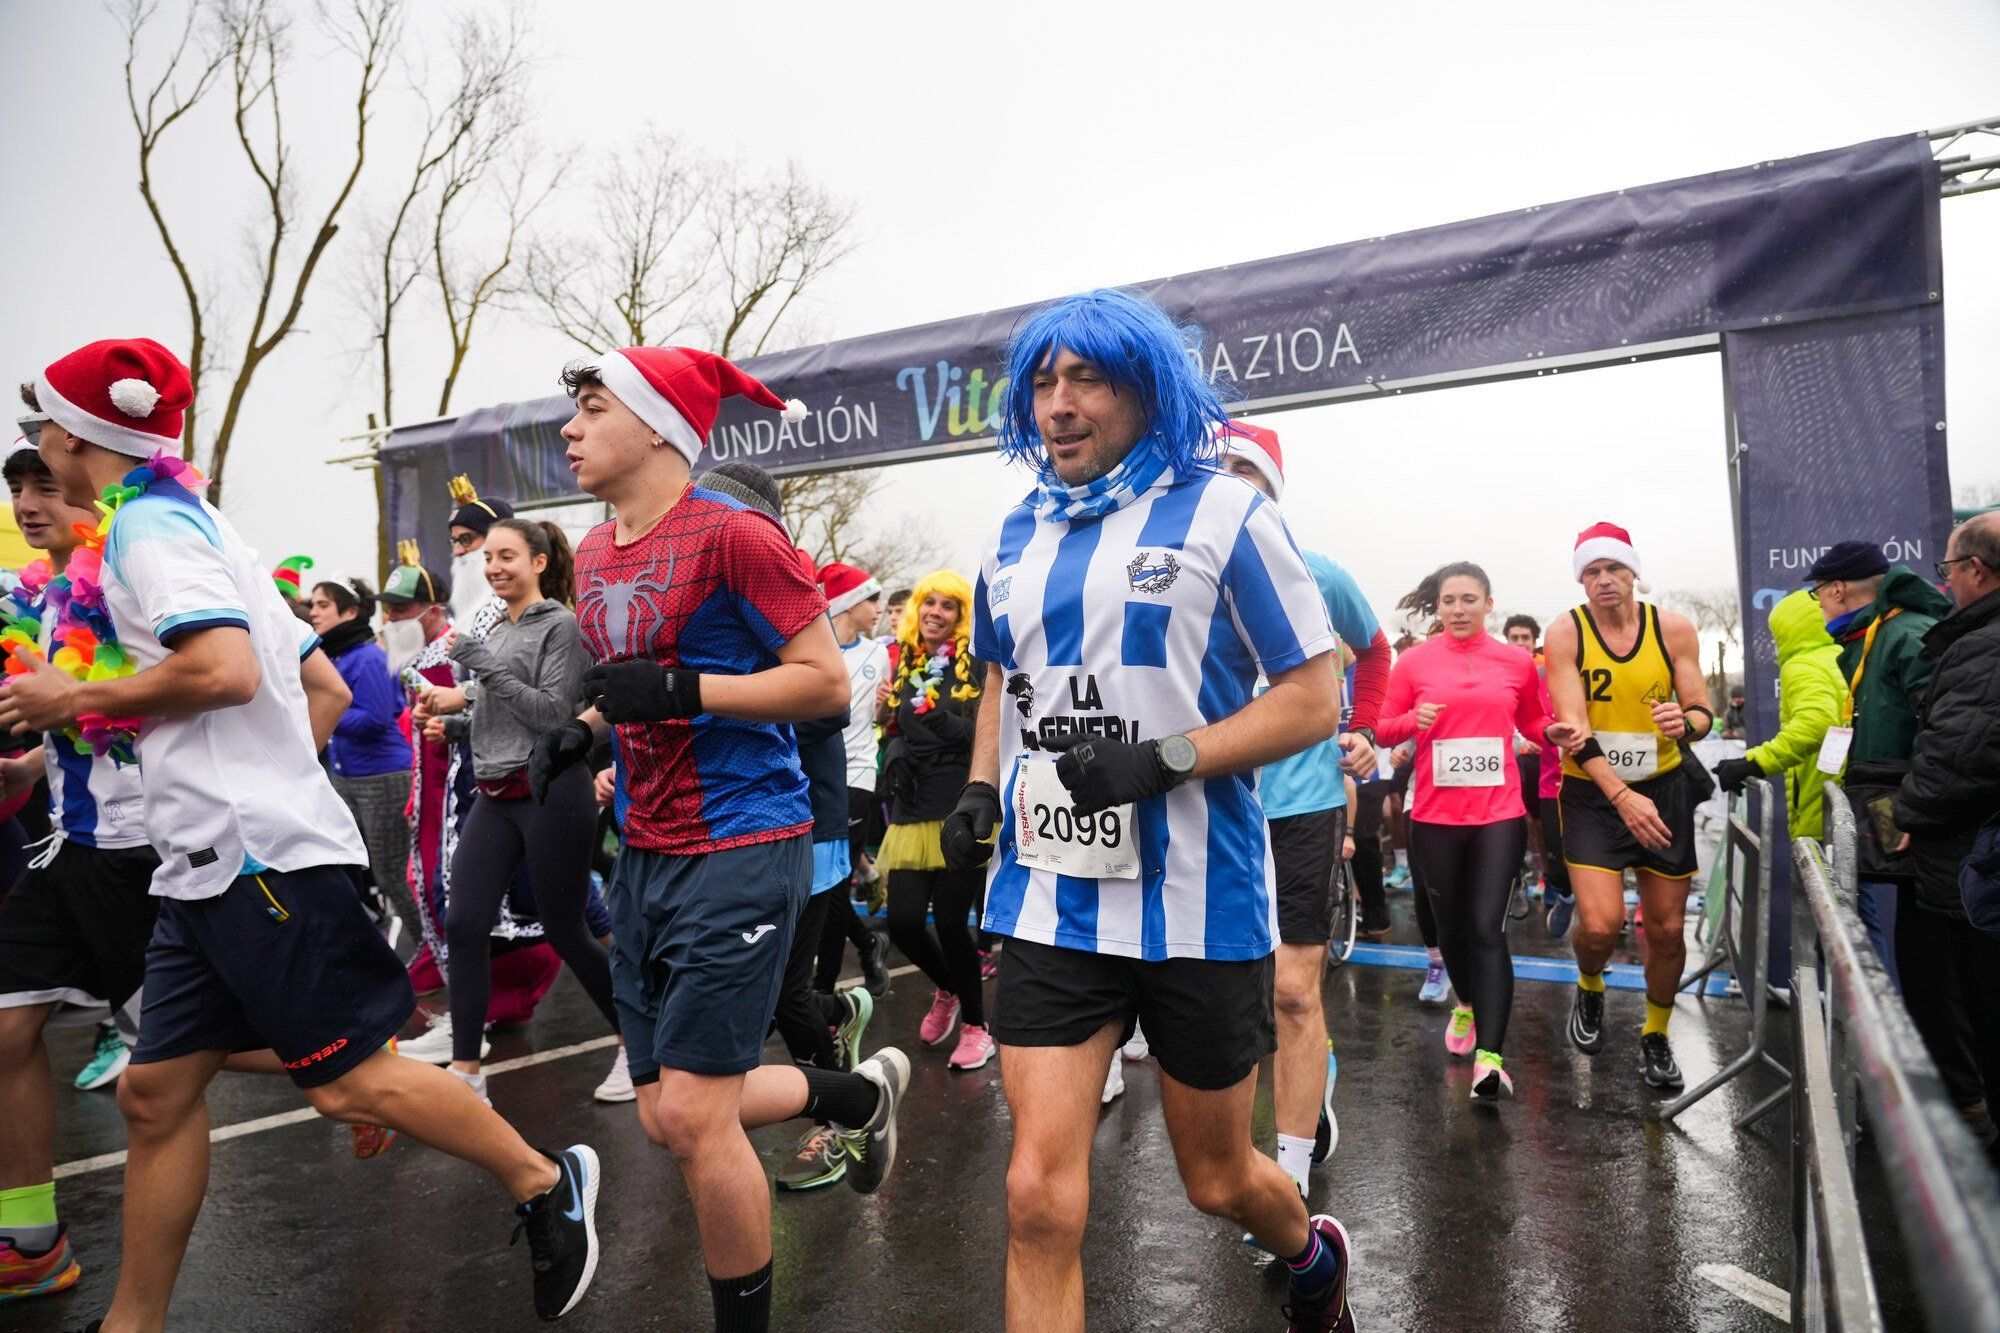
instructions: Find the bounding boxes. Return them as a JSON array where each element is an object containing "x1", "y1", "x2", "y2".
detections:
[
  {"x1": 1410, "y1": 818, "x2": 1526, "y2": 1055},
  {"x1": 886, "y1": 865, "x2": 985, "y2": 1025},
  {"x1": 814, "y1": 890, "x2": 877, "y2": 991},
  {"x1": 447, "y1": 765, "x2": 618, "y2": 1061},
  {"x1": 1538, "y1": 796, "x2": 1571, "y2": 896},
  {"x1": 773, "y1": 891, "x2": 844, "y2": 1069}
]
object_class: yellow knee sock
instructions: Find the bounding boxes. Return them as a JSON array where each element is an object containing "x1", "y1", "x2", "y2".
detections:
[
  {"x1": 1643, "y1": 999, "x2": 1674, "y2": 1036},
  {"x1": 1576, "y1": 969, "x2": 1606, "y2": 994}
]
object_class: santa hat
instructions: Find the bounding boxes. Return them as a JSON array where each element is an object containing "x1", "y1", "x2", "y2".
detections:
[
  {"x1": 818, "y1": 561, "x2": 882, "y2": 617},
  {"x1": 586, "y1": 346, "x2": 806, "y2": 466},
  {"x1": 37, "y1": 338, "x2": 193, "y2": 459},
  {"x1": 1217, "y1": 419, "x2": 1284, "y2": 499},
  {"x1": 1573, "y1": 522, "x2": 1651, "y2": 594}
]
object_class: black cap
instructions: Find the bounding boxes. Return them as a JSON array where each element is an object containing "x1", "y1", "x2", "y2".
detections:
[
  {"x1": 702, "y1": 461, "x2": 783, "y2": 520},
  {"x1": 1805, "y1": 541, "x2": 1888, "y2": 584},
  {"x1": 378, "y1": 563, "x2": 453, "y2": 606},
  {"x1": 449, "y1": 495, "x2": 514, "y2": 535}
]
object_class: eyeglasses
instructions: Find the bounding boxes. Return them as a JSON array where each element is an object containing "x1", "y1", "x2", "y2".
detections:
[
  {"x1": 449, "y1": 532, "x2": 480, "y2": 551},
  {"x1": 1807, "y1": 581, "x2": 1838, "y2": 602},
  {"x1": 1935, "y1": 555, "x2": 1979, "y2": 581}
]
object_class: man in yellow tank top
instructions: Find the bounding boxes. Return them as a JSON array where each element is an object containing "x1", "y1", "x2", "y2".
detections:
[{"x1": 1543, "y1": 523, "x2": 1714, "y2": 1093}]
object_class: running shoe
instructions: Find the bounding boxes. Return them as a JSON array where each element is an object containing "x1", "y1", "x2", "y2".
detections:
[
  {"x1": 1444, "y1": 1006, "x2": 1477, "y2": 1057},
  {"x1": 511, "y1": 1144, "x2": 600, "y2": 1321},
  {"x1": 74, "y1": 1023, "x2": 128, "y2": 1091},
  {"x1": 1471, "y1": 1050, "x2": 1513, "y2": 1101},
  {"x1": 980, "y1": 947, "x2": 1000, "y2": 982},
  {"x1": 834, "y1": 986, "x2": 874, "y2": 1072},
  {"x1": 948, "y1": 1023, "x2": 995, "y2": 1071},
  {"x1": 1282, "y1": 1214, "x2": 1357, "y2": 1333},
  {"x1": 1312, "y1": 1047, "x2": 1339, "y2": 1165},
  {"x1": 842, "y1": 1047, "x2": 910, "y2": 1195},
  {"x1": 450, "y1": 1067, "x2": 493, "y2": 1107},
  {"x1": 919, "y1": 989, "x2": 961, "y2": 1047},
  {"x1": 0, "y1": 1226, "x2": 80, "y2": 1303},
  {"x1": 1417, "y1": 960, "x2": 1449, "y2": 1005},
  {"x1": 1569, "y1": 984, "x2": 1606, "y2": 1056},
  {"x1": 593, "y1": 1046, "x2": 635, "y2": 1104},
  {"x1": 854, "y1": 927, "x2": 891, "y2": 998},
  {"x1": 1640, "y1": 1032, "x2": 1684, "y2": 1090},
  {"x1": 1507, "y1": 875, "x2": 1531, "y2": 920},
  {"x1": 1121, "y1": 1022, "x2": 1150, "y2": 1062},
  {"x1": 1385, "y1": 864, "x2": 1410, "y2": 889},
  {"x1": 350, "y1": 1122, "x2": 399, "y2": 1158},
  {"x1": 1545, "y1": 892, "x2": 1575, "y2": 940},
  {"x1": 775, "y1": 1125, "x2": 847, "y2": 1191},
  {"x1": 400, "y1": 1012, "x2": 489, "y2": 1065},
  {"x1": 1101, "y1": 1049, "x2": 1125, "y2": 1104}
]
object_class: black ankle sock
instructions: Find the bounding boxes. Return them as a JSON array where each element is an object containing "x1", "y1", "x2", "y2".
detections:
[
  {"x1": 799, "y1": 1066, "x2": 879, "y2": 1127},
  {"x1": 710, "y1": 1260, "x2": 774, "y2": 1333}
]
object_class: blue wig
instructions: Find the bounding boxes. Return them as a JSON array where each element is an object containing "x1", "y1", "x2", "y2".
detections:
[{"x1": 997, "y1": 288, "x2": 1234, "y2": 474}]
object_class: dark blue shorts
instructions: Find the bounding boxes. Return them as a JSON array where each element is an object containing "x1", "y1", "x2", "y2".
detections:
[
  {"x1": 133, "y1": 864, "x2": 415, "y2": 1089},
  {"x1": 607, "y1": 835, "x2": 809, "y2": 1082}
]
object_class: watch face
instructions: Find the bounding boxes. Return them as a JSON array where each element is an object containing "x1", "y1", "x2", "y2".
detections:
[{"x1": 1159, "y1": 734, "x2": 1197, "y2": 774}]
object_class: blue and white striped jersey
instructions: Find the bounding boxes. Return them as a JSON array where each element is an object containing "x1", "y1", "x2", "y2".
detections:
[
  {"x1": 37, "y1": 614, "x2": 148, "y2": 851},
  {"x1": 972, "y1": 468, "x2": 1336, "y2": 961}
]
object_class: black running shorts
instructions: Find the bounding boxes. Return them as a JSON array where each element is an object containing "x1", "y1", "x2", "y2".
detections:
[
  {"x1": 0, "y1": 840, "x2": 161, "y2": 1012},
  {"x1": 991, "y1": 936, "x2": 1275, "y2": 1091},
  {"x1": 1559, "y1": 771, "x2": 1698, "y2": 880},
  {"x1": 1270, "y1": 806, "x2": 1347, "y2": 946}
]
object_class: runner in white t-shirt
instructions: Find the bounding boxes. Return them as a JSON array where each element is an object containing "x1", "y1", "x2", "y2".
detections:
[{"x1": 1, "y1": 340, "x2": 603, "y2": 1326}]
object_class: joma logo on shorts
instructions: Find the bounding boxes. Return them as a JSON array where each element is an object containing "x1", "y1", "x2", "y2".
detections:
[{"x1": 283, "y1": 1038, "x2": 350, "y2": 1070}]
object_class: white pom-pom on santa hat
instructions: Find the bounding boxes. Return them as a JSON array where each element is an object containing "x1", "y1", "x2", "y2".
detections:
[
  {"x1": 108, "y1": 378, "x2": 161, "y2": 418},
  {"x1": 782, "y1": 398, "x2": 809, "y2": 423}
]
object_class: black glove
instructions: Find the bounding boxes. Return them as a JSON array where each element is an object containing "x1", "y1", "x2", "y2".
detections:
[
  {"x1": 939, "y1": 781, "x2": 1001, "y2": 872},
  {"x1": 583, "y1": 661, "x2": 702, "y2": 723},
  {"x1": 528, "y1": 718, "x2": 593, "y2": 803},
  {"x1": 1049, "y1": 736, "x2": 1178, "y2": 816},
  {"x1": 1715, "y1": 756, "x2": 1762, "y2": 795}
]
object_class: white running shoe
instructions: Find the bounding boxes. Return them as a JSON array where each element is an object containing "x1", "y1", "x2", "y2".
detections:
[
  {"x1": 1101, "y1": 1049, "x2": 1126, "y2": 1104},
  {"x1": 399, "y1": 1013, "x2": 489, "y2": 1065},
  {"x1": 1121, "y1": 1022, "x2": 1150, "y2": 1062},
  {"x1": 449, "y1": 1066, "x2": 492, "y2": 1107},
  {"x1": 593, "y1": 1045, "x2": 635, "y2": 1103}
]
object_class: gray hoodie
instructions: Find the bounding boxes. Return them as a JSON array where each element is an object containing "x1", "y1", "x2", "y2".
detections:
[{"x1": 446, "y1": 599, "x2": 590, "y2": 781}]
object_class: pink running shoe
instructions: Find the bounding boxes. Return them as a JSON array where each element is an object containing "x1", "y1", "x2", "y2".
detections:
[
  {"x1": 980, "y1": 948, "x2": 999, "y2": 981},
  {"x1": 1444, "y1": 1005, "x2": 1478, "y2": 1057},
  {"x1": 920, "y1": 989, "x2": 961, "y2": 1046},
  {"x1": 948, "y1": 1023, "x2": 995, "y2": 1070},
  {"x1": 0, "y1": 1226, "x2": 80, "y2": 1303}
]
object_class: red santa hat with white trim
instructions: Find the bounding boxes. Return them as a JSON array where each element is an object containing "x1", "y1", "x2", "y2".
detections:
[
  {"x1": 585, "y1": 345, "x2": 806, "y2": 466},
  {"x1": 1217, "y1": 419, "x2": 1284, "y2": 499},
  {"x1": 37, "y1": 337, "x2": 193, "y2": 459},
  {"x1": 817, "y1": 561, "x2": 882, "y2": 617},
  {"x1": 1572, "y1": 521, "x2": 1651, "y2": 594}
]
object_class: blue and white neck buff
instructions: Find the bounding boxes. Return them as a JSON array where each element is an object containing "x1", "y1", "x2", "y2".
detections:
[{"x1": 1028, "y1": 435, "x2": 1171, "y2": 525}]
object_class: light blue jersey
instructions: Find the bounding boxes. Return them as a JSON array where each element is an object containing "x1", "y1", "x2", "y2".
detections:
[{"x1": 1258, "y1": 552, "x2": 1380, "y2": 819}]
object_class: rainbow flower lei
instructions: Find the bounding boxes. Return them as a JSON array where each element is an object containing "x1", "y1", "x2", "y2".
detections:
[{"x1": 0, "y1": 451, "x2": 208, "y2": 764}]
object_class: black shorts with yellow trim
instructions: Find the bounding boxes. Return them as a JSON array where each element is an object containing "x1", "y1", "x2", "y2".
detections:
[{"x1": 1558, "y1": 770, "x2": 1698, "y2": 881}]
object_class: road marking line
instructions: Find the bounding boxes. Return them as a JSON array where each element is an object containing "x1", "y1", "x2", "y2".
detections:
[
  {"x1": 55, "y1": 963, "x2": 925, "y2": 1180},
  {"x1": 1696, "y1": 1263, "x2": 1790, "y2": 1322}
]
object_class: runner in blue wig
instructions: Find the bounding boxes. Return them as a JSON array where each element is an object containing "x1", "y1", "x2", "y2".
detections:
[{"x1": 943, "y1": 287, "x2": 1360, "y2": 1332}]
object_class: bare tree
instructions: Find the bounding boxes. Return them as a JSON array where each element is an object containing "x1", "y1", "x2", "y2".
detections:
[
  {"x1": 357, "y1": 3, "x2": 532, "y2": 429},
  {"x1": 1956, "y1": 477, "x2": 2000, "y2": 510},
  {"x1": 781, "y1": 469, "x2": 946, "y2": 590},
  {"x1": 524, "y1": 132, "x2": 707, "y2": 351},
  {"x1": 118, "y1": 0, "x2": 406, "y2": 504},
  {"x1": 1662, "y1": 585, "x2": 1744, "y2": 693},
  {"x1": 704, "y1": 162, "x2": 857, "y2": 359}
]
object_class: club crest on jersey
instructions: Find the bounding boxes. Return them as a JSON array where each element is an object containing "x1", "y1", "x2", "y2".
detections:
[
  {"x1": 990, "y1": 576, "x2": 1012, "y2": 605},
  {"x1": 1126, "y1": 551, "x2": 1180, "y2": 595}
]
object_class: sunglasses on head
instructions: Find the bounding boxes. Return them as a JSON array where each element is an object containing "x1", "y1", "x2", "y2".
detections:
[{"x1": 15, "y1": 414, "x2": 49, "y2": 447}]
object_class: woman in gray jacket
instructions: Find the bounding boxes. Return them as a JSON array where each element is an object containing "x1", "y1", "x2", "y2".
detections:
[{"x1": 415, "y1": 518, "x2": 619, "y2": 1104}]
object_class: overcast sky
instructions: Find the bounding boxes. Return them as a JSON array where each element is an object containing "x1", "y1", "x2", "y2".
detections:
[{"x1": 4, "y1": 0, "x2": 1997, "y2": 658}]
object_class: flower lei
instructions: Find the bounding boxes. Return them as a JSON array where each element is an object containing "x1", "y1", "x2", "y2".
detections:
[
  {"x1": 0, "y1": 451, "x2": 208, "y2": 765},
  {"x1": 891, "y1": 638, "x2": 978, "y2": 715}
]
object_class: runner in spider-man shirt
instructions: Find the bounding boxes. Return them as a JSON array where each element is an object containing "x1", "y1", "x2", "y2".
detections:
[{"x1": 528, "y1": 346, "x2": 907, "y2": 1333}]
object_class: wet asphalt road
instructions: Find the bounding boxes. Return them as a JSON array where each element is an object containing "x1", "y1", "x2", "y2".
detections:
[{"x1": 23, "y1": 890, "x2": 1808, "y2": 1332}]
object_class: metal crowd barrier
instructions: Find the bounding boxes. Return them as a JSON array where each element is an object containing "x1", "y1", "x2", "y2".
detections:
[
  {"x1": 1789, "y1": 824, "x2": 2000, "y2": 1332},
  {"x1": 1662, "y1": 776, "x2": 1790, "y2": 1123}
]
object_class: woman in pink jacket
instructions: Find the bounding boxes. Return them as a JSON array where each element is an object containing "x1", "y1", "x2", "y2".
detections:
[{"x1": 1377, "y1": 562, "x2": 1569, "y2": 1100}]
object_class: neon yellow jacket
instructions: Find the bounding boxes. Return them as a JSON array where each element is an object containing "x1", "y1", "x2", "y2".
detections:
[{"x1": 1747, "y1": 590, "x2": 1846, "y2": 839}]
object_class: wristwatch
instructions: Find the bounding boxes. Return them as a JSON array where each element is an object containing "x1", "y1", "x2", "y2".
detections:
[
  {"x1": 1346, "y1": 725, "x2": 1375, "y2": 746},
  {"x1": 1156, "y1": 734, "x2": 1198, "y2": 783}
]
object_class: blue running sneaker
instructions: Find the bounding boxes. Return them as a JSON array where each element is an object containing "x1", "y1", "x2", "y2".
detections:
[
  {"x1": 1417, "y1": 959, "x2": 1449, "y2": 1005},
  {"x1": 75, "y1": 1024, "x2": 129, "y2": 1091},
  {"x1": 1312, "y1": 1047, "x2": 1339, "y2": 1165},
  {"x1": 1546, "y1": 891, "x2": 1575, "y2": 939}
]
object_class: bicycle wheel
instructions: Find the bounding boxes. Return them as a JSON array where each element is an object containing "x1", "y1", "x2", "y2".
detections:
[{"x1": 1328, "y1": 863, "x2": 1359, "y2": 967}]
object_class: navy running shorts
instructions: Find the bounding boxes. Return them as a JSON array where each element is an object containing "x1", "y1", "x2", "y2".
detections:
[
  {"x1": 132, "y1": 864, "x2": 414, "y2": 1089},
  {"x1": 606, "y1": 834, "x2": 810, "y2": 1083}
]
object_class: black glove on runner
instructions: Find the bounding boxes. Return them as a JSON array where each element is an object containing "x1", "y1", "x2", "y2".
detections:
[
  {"x1": 583, "y1": 661, "x2": 703, "y2": 723},
  {"x1": 940, "y1": 782, "x2": 1001, "y2": 872},
  {"x1": 1049, "y1": 736, "x2": 1178, "y2": 816},
  {"x1": 528, "y1": 718, "x2": 594, "y2": 803},
  {"x1": 1714, "y1": 756, "x2": 1762, "y2": 795}
]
